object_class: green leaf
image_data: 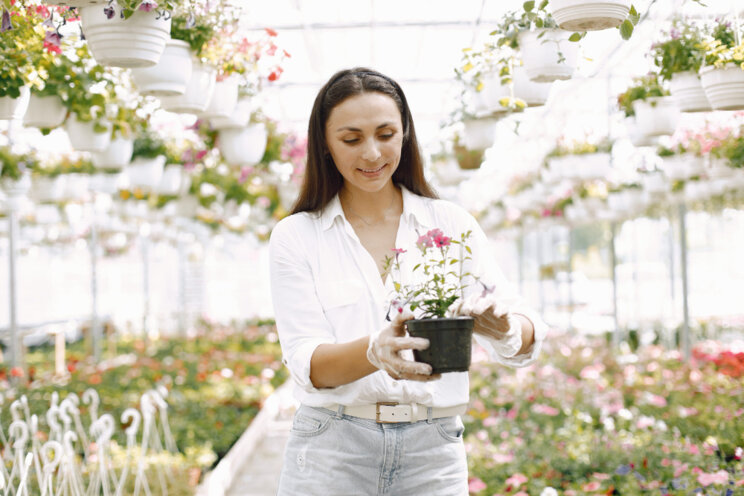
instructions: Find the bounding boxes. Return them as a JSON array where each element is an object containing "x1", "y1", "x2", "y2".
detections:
[
  {"x1": 449, "y1": 259, "x2": 459, "y2": 265},
  {"x1": 394, "y1": 282, "x2": 400, "y2": 292},
  {"x1": 619, "y1": 19, "x2": 634, "y2": 40},
  {"x1": 628, "y1": 5, "x2": 640, "y2": 25},
  {"x1": 568, "y1": 32, "x2": 582, "y2": 42},
  {"x1": 535, "y1": 18, "x2": 544, "y2": 28},
  {"x1": 523, "y1": 1, "x2": 535, "y2": 12},
  {"x1": 539, "y1": 0, "x2": 548, "y2": 9},
  {"x1": 413, "y1": 264, "x2": 420, "y2": 271},
  {"x1": 465, "y1": 246, "x2": 472, "y2": 254}
]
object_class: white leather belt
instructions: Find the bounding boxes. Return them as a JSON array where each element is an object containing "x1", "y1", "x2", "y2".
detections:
[{"x1": 333, "y1": 402, "x2": 467, "y2": 424}]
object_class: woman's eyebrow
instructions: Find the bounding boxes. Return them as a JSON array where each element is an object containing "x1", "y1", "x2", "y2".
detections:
[{"x1": 335, "y1": 123, "x2": 394, "y2": 132}]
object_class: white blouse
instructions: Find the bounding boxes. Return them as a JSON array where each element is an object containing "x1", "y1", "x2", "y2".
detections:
[{"x1": 269, "y1": 186, "x2": 548, "y2": 408}]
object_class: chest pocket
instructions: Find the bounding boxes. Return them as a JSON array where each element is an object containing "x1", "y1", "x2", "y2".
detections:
[{"x1": 316, "y1": 278, "x2": 364, "y2": 310}]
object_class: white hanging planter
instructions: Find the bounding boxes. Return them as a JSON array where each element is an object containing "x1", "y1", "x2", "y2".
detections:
[
  {"x1": 0, "y1": 174, "x2": 32, "y2": 198},
  {"x1": 669, "y1": 71, "x2": 711, "y2": 112},
  {"x1": 157, "y1": 164, "x2": 190, "y2": 195},
  {"x1": 699, "y1": 64, "x2": 744, "y2": 111},
  {"x1": 632, "y1": 97, "x2": 679, "y2": 137},
  {"x1": 641, "y1": 171, "x2": 668, "y2": 194},
  {"x1": 175, "y1": 195, "x2": 199, "y2": 218},
  {"x1": 549, "y1": 0, "x2": 630, "y2": 31},
  {"x1": 199, "y1": 77, "x2": 240, "y2": 122},
  {"x1": 218, "y1": 123, "x2": 268, "y2": 166},
  {"x1": 708, "y1": 157, "x2": 735, "y2": 179},
  {"x1": 65, "y1": 115, "x2": 111, "y2": 152},
  {"x1": 512, "y1": 65, "x2": 552, "y2": 107},
  {"x1": 659, "y1": 154, "x2": 705, "y2": 181},
  {"x1": 518, "y1": 29, "x2": 579, "y2": 83},
  {"x1": 461, "y1": 117, "x2": 499, "y2": 150},
  {"x1": 0, "y1": 86, "x2": 30, "y2": 121},
  {"x1": 31, "y1": 175, "x2": 67, "y2": 203},
  {"x1": 79, "y1": 4, "x2": 171, "y2": 68},
  {"x1": 210, "y1": 96, "x2": 253, "y2": 129},
  {"x1": 159, "y1": 60, "x2": 216, "y2": 114},
  {"x1": 127, "y1": 155, "x2": 166, "y2": 190},
  {"x1": 131, "y1": 39, "x2": 193, "y2": 96},
  {"x1": 44, "y1": 0, "x2": 105, "y2": 6},
  {"x1": 470, "y1": 72, "x2": 512, "y2": 116},
  {"x1": 62, "y1": 173, "x2": 91, "y2": 200},
  {"x1": 90, "y1": 136, "x2": 134, "y2": 170},
  {"x1": 90, "y1": 171, "x2": 125, "y2": 195},
  {"x1": 22, "y1": 94, "x2": 67, "y2": 129},
  {"x1": 549, "y1": 152, "x2": 611, "y2": 180}
]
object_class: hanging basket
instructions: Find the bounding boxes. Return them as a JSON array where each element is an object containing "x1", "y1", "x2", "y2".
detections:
[
  {"x1": 518, "y1": 29, "x2": 579, "y2": 83},
  {"x1": 461, "y1": 117, "x2": 499, "y2": 150},
  {"x1": 470, "y1": 73, "x2": 512, "y2": 116},
  {"x1": 31, "y1": 175, "x2": 67, "y2": 203},
  {"x1": 632, "y1": 97, "x2": 679, "y2": 137},
  {"x1": 62, "y1": 173, "x2": 91, "y2": 200},
  {"x1": 80, "y1": 4, "x2": 171, "y2": 68},
  {"x1": 199, "y1": 77, "x2": 240, "y2": 122},
  {"x1": 127, "y1": 155, "x2": 166, "y2": 190},
  {"x1": 131, "y1": 39, "x2": 193, "y2": 96},
  {"x1": 90, "y1": 171, "x2": 125, "y2": 195},
  {"x1": 512, "y1": 65, "x2": 552, "y2": 107},
  {"x1": 0, "y1": 86, "x2": 30, "y2": 121},
  {"x1": 65, "y1": 115, "x2": 111, "y2": 152},
  {"x1": 0, "y1": 174, "x2": 32, "y2": 198},
  {"x1": 22, "y1": 94, "x2": 67, "y2": 129},
  {"x1": 157, "y1": 164, "x2": 189, "y2": 195},
  {"x1": 91, "y1": 136, "x2": 134, "y2": 170},
  {"x1": 549, "y1": 152, "x2": 611, "y2": 181},
  {"x1": 659, "y1": 154, "x2": 705, "y2": 181},
  {"x1": 218, "y1": 123, "x2": 268, "y2": 166},
  {"x1": 210, "y1": 96, "x2": 253, "y2": 130},
  {"x1": 699, "y1": 64, "x2": 744, "y2": 111},
  {"x1": 549, "y1": 0, "x2": 630, "y2": 31},
  {"x1": 159, "y1": 60, "x2": 216, "y2": 114},
  {"x1": 669, "y1": 71, "x2": 711, "y2": 112}
]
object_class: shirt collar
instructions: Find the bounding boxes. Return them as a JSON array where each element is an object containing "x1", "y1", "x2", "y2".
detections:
[{"x1": 319, "y1": 184, "x2": 435, "y2": 231}]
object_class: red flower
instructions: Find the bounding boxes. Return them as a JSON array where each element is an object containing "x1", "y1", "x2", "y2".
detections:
[
  {"x1": 264, "y1": 27, "x2": 277, "y2": 36},
  {"x1": 10, "y1": 367, "x2": 24, "y2": 377},
  {"x1": 268, "y1": 71, "x2": 278, "y2": 82}
]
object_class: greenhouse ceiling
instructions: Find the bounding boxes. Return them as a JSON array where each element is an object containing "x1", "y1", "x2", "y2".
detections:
[{"x1": 239, "y1": 0, "x2": 742, "y2": 144}]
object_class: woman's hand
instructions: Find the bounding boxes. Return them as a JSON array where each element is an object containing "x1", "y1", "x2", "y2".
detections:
[
  {"x1": 453, "y1": 294, "x2": 524, "y2": 357},
  {"x1": 367, "y1": 312, "x2": 441, "y2": 381}
]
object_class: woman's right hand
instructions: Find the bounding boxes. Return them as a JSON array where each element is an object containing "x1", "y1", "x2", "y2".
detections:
[{"x1": 366, "y1": 312, "x2": 441, "y2": 381}]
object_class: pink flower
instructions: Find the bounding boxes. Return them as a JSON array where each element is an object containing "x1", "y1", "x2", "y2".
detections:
[
  {"x1": 505, "y1": 473, "x2": 528, "y2": 487},
  {"x1": 432, "y1": 233, "x2": 451, "y2": 247},
  {"x1": 697, "y1": 470, "x2": 729, "y2": 487},
  {"x1": 531, "y1": 404, "x2": 560, "y2": 416},
  {"x1": 391, "y1": 248, "x2": 407, "y2": 254},
  {"x1": 138, "y1": 0, "x2": 157, "y2": 11},
  {"x1": 467, "y1": 477, "x2": 486, "y2": 493},
  {"x1": 416, "y1": 234, "x2": 433, "y2": 249},
  {"x1": 592, "y1": 472, "x2": 610, "y2": 480},
  {"x1": 735, "y1": 447, "x2": 742, "y2": 460},
  {"x1": 582, "y1": 481, "x2": 601, "y2": 491},
  {"x1": 673, "y1": 463, "x2": 689, "y2": 478}
]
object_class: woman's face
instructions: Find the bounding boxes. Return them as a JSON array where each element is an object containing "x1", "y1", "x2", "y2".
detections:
[{"x1": 325, "y1": 92, "x2": 404, "y2": 196}]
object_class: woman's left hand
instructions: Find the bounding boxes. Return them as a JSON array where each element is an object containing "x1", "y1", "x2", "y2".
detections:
[{"x1": 453, "y1": 294, "x2": 523, "y2": 357}]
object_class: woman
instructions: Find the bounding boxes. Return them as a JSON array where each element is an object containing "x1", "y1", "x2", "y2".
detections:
[{"x1": 269, "y1": 68, "x2": 547, "y2": 495}]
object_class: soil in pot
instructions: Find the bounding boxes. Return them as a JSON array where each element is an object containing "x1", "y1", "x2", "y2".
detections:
[{"x1": 406, "y1": 317, "x2": 474, "y2": 373}]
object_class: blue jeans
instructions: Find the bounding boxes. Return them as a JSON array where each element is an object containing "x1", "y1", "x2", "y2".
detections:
[{"x1": 277, "y1": 405, "x2": 468, "y2": 496}]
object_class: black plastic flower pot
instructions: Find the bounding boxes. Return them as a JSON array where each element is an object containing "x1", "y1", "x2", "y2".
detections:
[{"x1": 406, "y1": 317, "x2": 474, "y2": 373}]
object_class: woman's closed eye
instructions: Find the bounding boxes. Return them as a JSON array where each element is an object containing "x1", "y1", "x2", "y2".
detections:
[{"x1": 342, "y1": 133, "x2": 395, "y2": 144}]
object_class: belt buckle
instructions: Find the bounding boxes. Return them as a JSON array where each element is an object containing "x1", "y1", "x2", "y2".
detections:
[{"x1": 375, "y1": 402, "x2": 400, "y2": 424}]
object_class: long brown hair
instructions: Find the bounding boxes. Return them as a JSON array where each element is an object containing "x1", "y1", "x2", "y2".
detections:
[{"x1": 291, "y1": 68, "x2": 437, "y2": 214}]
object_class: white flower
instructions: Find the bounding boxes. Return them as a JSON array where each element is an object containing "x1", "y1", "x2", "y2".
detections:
[{"x1": 540, "y1": 488, "x2": 559, "y2": 496}]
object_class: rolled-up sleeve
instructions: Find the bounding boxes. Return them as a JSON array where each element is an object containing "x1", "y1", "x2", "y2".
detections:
[
  {"x1": 457, "y1": 210, "x2": 548, "y2": 368},
  {"x1": 269, "y1": 218, "x2": 336, "y2": 392}
]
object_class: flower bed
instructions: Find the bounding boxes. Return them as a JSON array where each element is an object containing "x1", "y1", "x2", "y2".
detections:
[
  {"x1": 465, "y1": 334, "x2": 744, "y2": 495},
  {"x1": 0, "y1": 319, "x2": 286, "y2": 493}
]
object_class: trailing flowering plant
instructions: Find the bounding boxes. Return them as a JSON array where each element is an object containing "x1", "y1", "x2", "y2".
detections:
[
  {"x1": 383, "y1": 229, "x2": 477, "y2": 319},
  {"x1": 652, "y1": 20, "x2": 706, "y2": 81},
  {"x1": 701, "y1": 19, "x2": 744, "y2": 68},
  {"x1": 617, "y1": 73, "x2": 669, "y2": 117},
  {"x1": 0, "y1": 147, "x2": 37, "y2": 180}
]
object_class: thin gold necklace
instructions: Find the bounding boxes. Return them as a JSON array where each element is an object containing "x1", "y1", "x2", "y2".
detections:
[{"x1": 343, "y1": 190, "x2": 397, "y2": 226}]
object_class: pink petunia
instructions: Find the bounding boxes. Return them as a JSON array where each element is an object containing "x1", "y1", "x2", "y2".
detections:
[
  {"x1": 416, "y1": 234, "x2": 433, "y2": 249},
  {"x1": 391, "y1": 248, "x2": 407, "y2": 254},
  {"x1": 531, "y1": 404, "x2": 560, "y2": 416},
  {"x1": 697, "y1": 470, "x2": 729, "y2": 487},
  {"x1": 138, "y1": 0, "x2": 157, "y2": 11},
  {"x1": 467, "y1": 477, "x2": 486, "y2": 493},
  {"x1": 505, "y1": 473, "x2": 528, "y2": 487},
  {"x1": 582, "y1": 481, "x2": 601, "y2": 491}
]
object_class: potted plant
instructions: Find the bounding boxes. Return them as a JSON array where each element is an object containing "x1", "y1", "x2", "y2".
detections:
[
  {"x1": 59, "y1": 155, "x2": 96, "y2": 200},
  {"x1": 131, "y1": 4, "x2": 226, "y2": 96},
  {"x1": 545, "y1": 138, "x2": 613, "y2": 181},
  {"x1": 0, "y1": 147, "x2": 36, "y2": 196},
  {"x1": 699, "y1": 21, "x2": 744, "y2": 110},
  {"x1": 383, "y1": 229, "x2": 477, "y2": 373},
  {"x1": 618, "y1": 73, "x2": 678, "y2": 138},
  {"x1": 79, "y1": 0, "x2": 175, "y2": 68},
  {"x1": 657, "y1": 143, "x2": 705, "y2": 181},
  {"x1": 156, "y1": 143, "x2": 192, "y2": 196},
  {"x1": 218, "y1": 115, "x2": 269, "y2": 167},
  {"x1": 0, "y1": 2, "x2": 40, "y2": 121},
  {"x1": 91, "y1": 103, "x2": 145, "y2": 170},
  {"x1": 128, "y1": 132, "x2": 167, "y2": 190},
  {"x1": 652, "y1": 21, "x2": 710, "y2": 112},
  {"x1": 548, "y1": 0, "x2": 639, "y2": 35},
  {"x1": 31, "y1": 162, "x2": 67, "y2": 203}
]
